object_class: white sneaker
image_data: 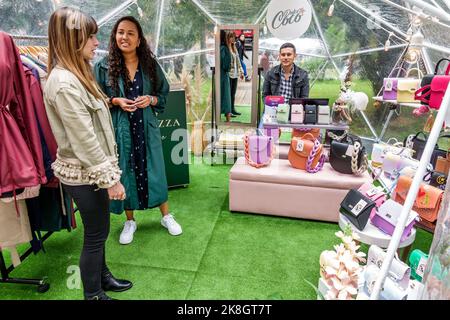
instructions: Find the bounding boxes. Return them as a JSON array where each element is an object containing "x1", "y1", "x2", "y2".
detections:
[
  {"x1": 161, "y1": 214, "x2": 182, "y2": 236},
  {"x1": 119, "y1": 220, "x2": 137, "y2": 245}
]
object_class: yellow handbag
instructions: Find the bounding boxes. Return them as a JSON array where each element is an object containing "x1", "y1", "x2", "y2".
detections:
[{"x1": 397, "y1": 68, "x2": 423, "y2": 103}]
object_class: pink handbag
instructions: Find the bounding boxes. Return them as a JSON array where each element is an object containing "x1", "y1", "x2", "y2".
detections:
[
  {"x1": 264, "y1": 96, "x2": 284, "y2": 107},
  {"x1": 244, "y1": 134, "x2": 274, "y2": 168},
  {"x1": 357, "y1": 183, "x2": 387, "y2": 219},
  {"x1": 415, "y1": 75, "x2": 450, "y2": 110}
]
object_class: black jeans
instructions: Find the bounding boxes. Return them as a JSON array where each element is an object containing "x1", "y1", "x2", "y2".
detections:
[
  {"x1": 229, "y1": 77, "x2": 238, "y2": 113},
  {"x1": 62, "y1": 184, "x2": 110, "y2": 299}
]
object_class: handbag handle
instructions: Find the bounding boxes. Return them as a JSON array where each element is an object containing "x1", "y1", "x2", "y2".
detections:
[
  {"x1": 327, "y1": 130, "x2": 348, "y2": 141},
  {"x1": 385, "y1": 137, "x2": 399, "y2": 145},
  {"x1": 406, "y1": 68, "x2": 424, "y2": 79},
  {"x1": 306, "y1": 139, "x2": 325, "y2": 173},
  {"x1": 414, "y1": 85, "x2": 431, "y2": 102},
  {"x1": 434, "y1": 58, "x2": 450, "y2": 75},
  {"x1": 351, "y1": 141, "x2": 368, "y2": 176}
]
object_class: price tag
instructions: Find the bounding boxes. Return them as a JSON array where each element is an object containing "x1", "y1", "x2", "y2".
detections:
[
  {"x1": 416, "y1": 257, "x2": 428, "y2": 278},
  {"x1": 296, "y1": 140, "x2": 304, "y2": 152},
  {"x1": 385, "y1": 79, "x2": 393, "y2": 91},
  {"x1": 346, "y1": 145, "x2": 354, "y2": 157},
  {"x1": 351, "y1": 199, "x2": 367, "y2": 216}
]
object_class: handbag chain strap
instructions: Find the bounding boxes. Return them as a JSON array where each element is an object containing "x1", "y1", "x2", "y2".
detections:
[
  {"x1": 306, "y1": 139, "x2": 325, "y2": 173},
  {"x1": 244, "y1": 134, "x2": 275, "y2": 168},
  {"x1": 327, "y1": 130, "x2": 348, "y2": 141},
  {"x1": 351, "y1": 141, "x2": 368, "y2": 176}
]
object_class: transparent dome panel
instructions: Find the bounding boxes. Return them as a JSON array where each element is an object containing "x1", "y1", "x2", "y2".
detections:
[
  {"x1": 315, "y1": 0, "x2": 409, "y2": 55},
  {"x1": 195, "y1": 0, "x2": 271, "y2": 25},
  {"x1": 158, "y1": 0, "x2": 214, "y2": 58}
]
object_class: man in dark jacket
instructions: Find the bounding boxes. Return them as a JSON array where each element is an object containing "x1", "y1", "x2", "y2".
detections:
[{"x1": 262, "y1": 42, "x2": 309, "y2": 102}]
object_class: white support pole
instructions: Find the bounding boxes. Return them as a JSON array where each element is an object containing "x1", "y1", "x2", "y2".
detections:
[
  {"x1": 97, "y1": 0, "x2": 136, "y2": 27},
  {"x1": 402, "y1": 0, "x2": 450, "y2": 22},
  {"x1": 254, "y1": 2, "x2": 270, "y2": 24},
  {"x1": 310, "y1": 60, "x2": 329, "y2": 88},
  {"x1": 370, "y1": 82, "x2": 450, "y2": 300},
  {"x1": 154, "y1": 0, "x2": 165, "y2": 57},
  {"x1": 444, "y1": 0, "x2": 450, "y2": 10},
  {"x1": 341, "y1": 0, "x2": 408, "y2": 39},
  {"x1": 332, "y1": 44, "x2": 408, "y2": 58},
  {"x1": 421, "y1": 47, "x2": 434, "y2": 74},
  {"x1": 158, "y1": 48, "x2": 214, "y2": 61},
  {"x1": 309, "y1": 0, "x2": 340, "y2": 74},
  {"x1": 190, "y1": 0, "x2": 219, "y2": 25},
  {"x1": 423, "y1": 42, "x2": 450, "y2": 55},
  {"x1": 430, "y1": 0, "x2": 444, "y2": 10}
]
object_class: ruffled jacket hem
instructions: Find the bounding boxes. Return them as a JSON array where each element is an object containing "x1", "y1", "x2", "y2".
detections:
[{"x1": 51, "y1": 156, "x2": 122, "y2": 189}]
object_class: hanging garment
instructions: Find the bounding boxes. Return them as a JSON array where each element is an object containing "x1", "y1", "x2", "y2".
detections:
[
  {"x1": 0, "y1": 31, "x2": 47, "y2": 197},
  {"x1": 0, "y1": 200, "x2": 33, "y2": 267}
]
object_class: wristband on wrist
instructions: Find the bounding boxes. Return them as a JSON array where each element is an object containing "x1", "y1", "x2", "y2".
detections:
[
  {"x1": 150, "y1": 96, "x2": 155, "y2": 105},
  {"x1": 109, "y1": 96, "x2": 116, "y2": 105}
]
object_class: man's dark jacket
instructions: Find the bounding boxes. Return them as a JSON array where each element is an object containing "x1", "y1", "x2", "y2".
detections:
[{"x1": 262, "y1": 64, "x2": 309, "y2": 101}]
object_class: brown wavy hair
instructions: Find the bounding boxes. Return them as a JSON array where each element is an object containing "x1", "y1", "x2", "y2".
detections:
[
  {"x1": 107, "y1": 16, "x2": 158, "y2": 95},
  {"x1": 48, "y1": 7, "x2": 105, "y2": 99}
]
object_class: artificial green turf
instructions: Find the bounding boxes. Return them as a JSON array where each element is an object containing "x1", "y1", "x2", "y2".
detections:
[{"x1": 0, "y1": 157, "x2": 434, "y2": 300}]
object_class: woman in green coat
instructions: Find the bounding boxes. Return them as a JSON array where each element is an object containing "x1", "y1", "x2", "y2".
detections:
[
  {"x1": 94, "y1": 16, "x2": 182, "y2": 245},
  {"x1": 220, "y1": 30, "x2": 232, "y2": 122}
]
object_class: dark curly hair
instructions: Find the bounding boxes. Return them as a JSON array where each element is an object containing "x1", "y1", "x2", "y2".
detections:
[{"x1": 108, "y1": 16, "x2": 158, "y2": 95}]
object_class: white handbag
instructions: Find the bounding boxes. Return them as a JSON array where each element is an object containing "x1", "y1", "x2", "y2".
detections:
[
  {"x1": 371, "y1": 138, "x2": 414, "y2": 167},
  {"x1": 290, "y1": 104, "x2": 304, "y2": 124},
  {"x1": 263, "y1": 105, "x2": 277, "y2": 124},
  {"x1": 317, "y1": 105, "x2": 330, "y2": 124},
  {"x1": 364, "y1": 265, "x2": 408, "y2": 300},
  {"x1": 367, "y1": 245, "x2": 411, "y2": 290},
  {"x1": 382, "y1": 152, "x2": 419, "y2": 179}
]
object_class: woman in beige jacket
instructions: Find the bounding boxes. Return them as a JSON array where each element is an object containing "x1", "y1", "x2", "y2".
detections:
[{"x1": 43, "y1": 7, "x2": 131, "y2": 300}]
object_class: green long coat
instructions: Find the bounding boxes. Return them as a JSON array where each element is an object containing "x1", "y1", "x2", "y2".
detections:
[
  {"x1": 220, "y1": 45, "x2": 232, "y2": 115},
  {"x1": 94, "y1": 57, "x2": 169, "y2": 214}
]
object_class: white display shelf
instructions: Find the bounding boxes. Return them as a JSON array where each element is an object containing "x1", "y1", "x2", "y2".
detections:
[
  {"x1": 373, "y1": 96, "x2": 421, "y2": 109},
  {"x1": 262, "y1": 121, "x2": 349, "y2": 131}
]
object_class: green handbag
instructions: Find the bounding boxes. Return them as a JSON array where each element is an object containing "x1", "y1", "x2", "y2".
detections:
[{"x1": 409, "y1": 249, "x2": 429, "y2": 282}]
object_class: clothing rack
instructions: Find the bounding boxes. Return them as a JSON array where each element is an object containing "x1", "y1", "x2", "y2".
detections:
[{"x1": 0, "y1": 232, "x2": 52, "y2": 293}]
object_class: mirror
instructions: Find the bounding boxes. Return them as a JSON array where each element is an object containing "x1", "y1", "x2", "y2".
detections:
[{"x1": 215, "y1": 24, "x2": 259, "y2": 127}]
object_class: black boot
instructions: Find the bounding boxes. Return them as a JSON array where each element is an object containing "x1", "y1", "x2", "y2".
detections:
[
  {"x1": 85, "y1": 292, "x2": 116, "y2": 300},
  {"x1": 231, "y1": 110, "x2": 241, "y2": 116},
  {"x1": 101, "y1": 272, "x2": 133, "y2": 292}
]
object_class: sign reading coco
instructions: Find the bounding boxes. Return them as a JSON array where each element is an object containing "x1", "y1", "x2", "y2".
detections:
[{"x1": 266, "y1": 0, "x2": 312, "y2": 40}]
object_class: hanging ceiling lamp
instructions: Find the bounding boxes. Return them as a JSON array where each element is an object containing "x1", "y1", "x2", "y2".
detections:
[{"x1": 328, "y1": 0, "x2": 336, "y2": 17}]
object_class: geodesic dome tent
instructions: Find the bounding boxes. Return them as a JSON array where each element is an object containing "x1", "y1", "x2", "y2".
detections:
[{"x1": 2, "y1": 0, "x2": 450, "y2": 141}]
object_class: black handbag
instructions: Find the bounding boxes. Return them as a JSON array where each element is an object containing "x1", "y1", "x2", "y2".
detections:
[
  {"x1": 425, "y1": 171, "x2": 447, "y2": 191},
  {"x1": 329, "y1": 134, "x2": 368, "y2": 175},
  {"x1": 404, "y1": 131, "x2": 450, "y2": 167},
  {"x1": 340, "y1": 189, "x2": 375, "y2": 231},
  {"x1": 304, "y1": 104, "x2": 317, "y2": 124}
]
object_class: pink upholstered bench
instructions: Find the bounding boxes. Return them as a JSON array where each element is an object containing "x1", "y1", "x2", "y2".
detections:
[{"x1": 229, "y1": 157, "x2": 371, "y2": 222}]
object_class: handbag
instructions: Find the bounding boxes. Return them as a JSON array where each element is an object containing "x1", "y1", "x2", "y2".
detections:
[
  {"x1": 381, "y1": 152, "x2": 420, "y2": 179},
  {"x1": 288, "y1": 133, "x2": 325, "y2": 173},
  {"x1": 371, "y1": 138, "x2": 414, "y2": 168},
  {"x1": 371, "y1": 199, "x2": 419, "y2": 242},
  {"x1": 357, "y1": 183, "x2": 387, "y2": 219},
  {"x1": 425, "y1": 171, "x2": 447, "y2": 191},
  {"x1": 404, "y1": 131, "x2": 450, "y2": 167},
  {"x1": 329, "y1": 134, "x2": 368, "y2": 175},
  {"x1": 331, "y1": 102, "x2": 352, "y2": 124},
  {"x1": 263, "y1": 105, "x2": 277, "y2": 124},
  {"x1": 243, "y1": 134, "x2": 274, "y2": 168},
  {"x1": 276, "y1": 103, "x2": 290, "y2": 123},
  {"x1": 409, "y1": 249, "x2": 428, "y2": 282},
  {"x1": 304, "y1": 104, "x2": 317, "y2": 124},
  {"x1": 317, "y1": 105, "x2": 330, "y2": 124},
  {"x1": 397, "y1": 68, "x2": 423, "y2": 103},
  {"x1": 339, "y1": 189, "x2": 375, "y2": 231},
  {"x1": 367, "y1": 245, "x2": 411, "y2": 290},
  {"x1": 435, "y1": 153, "x2": 450, "y2": 174},
  {"x1": 290, "y1": 104, "x2": 304, "y2": 123},
  {"x1": 393, "y1": 175, "x2": 443, "y2": 225},
  {"x1": 414, "y1": 59, "x2": 450, "y2": 110},
  {"x1": 264, "y1": 95, "x2": 285, "y2": 106},
  {"x1": 383, "y1": 67, "x2": 407, "y2": 101},
  {"x1": 416, "y1": 58, "x2": 450, "y2": 107},
  {"x1": 364, "y1": 265, "x2": 408, "y2": 300}
]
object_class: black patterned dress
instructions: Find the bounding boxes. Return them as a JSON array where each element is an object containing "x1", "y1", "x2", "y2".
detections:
[{"x1": 125, "y1": 65, "x2": 149, "y2": 210}]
